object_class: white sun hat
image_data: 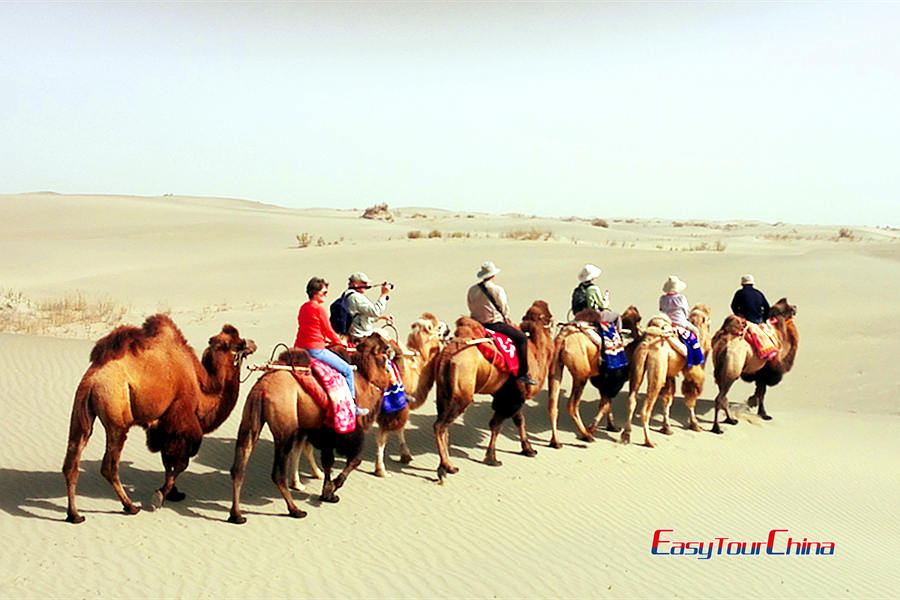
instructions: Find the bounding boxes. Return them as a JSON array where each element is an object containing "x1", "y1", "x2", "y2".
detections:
[
  {"x1": 476, "y1": 261, "x2": 501, "y2": 281},
  {"x1": 662, "y1": 275, "x2": 687, "y2": 294},
  {"x1": 577, "y1": 264, "x2": 602, "y2": 283},
  {"x1": 741, "y1": 274, "x2": 755, "y2": 285}
]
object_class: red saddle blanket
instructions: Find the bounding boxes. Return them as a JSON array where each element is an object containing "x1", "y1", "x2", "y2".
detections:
[
  {"x1": 290, "y1": 360, "x2": 356, "y2": 434},
  {"x1": 744, "y1": 320, "x2": 780, "y2": 360},
  {"x1": 478, "y1": 330, "x2": 519, "y2": 374}
]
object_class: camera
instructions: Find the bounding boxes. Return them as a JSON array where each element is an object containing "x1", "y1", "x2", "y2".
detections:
[{"x1": 381, "y1": 282, "x2": 395, "y2": 290}]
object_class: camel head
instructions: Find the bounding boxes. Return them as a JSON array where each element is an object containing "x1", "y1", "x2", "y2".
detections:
[
  {"x1": 522, "y1": 300, "x2": 553, "y2": 328},
  {"x1": 621, "y1": 305, "x2": 642, "y2": 334},
  {"x1": 407, "y1": 312, "x2": 448, "y2": 354},
  {"x1": 688, "y1": 303, "x2": 712, "y2": 332},
  {"x1": 202, "y1": 325, "x2": 257, "y2": 375},
  {"x1": 769, "y1": 298, "x2": 797, "y2": 320},
  {"x1": 352, "y1": 333, "x2": 393, "y2": 391}
]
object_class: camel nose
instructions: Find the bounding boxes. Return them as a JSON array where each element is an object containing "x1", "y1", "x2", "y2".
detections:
[{"x1": 241, "y1": 340, "x2": 258, "y2": 355}]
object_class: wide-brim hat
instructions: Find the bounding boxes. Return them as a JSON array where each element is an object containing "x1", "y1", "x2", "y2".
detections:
[
  {"x1": 349, "y1": 271, "x2": 371, "y2": 285},
  {"x1": 477, "y1": 261, "x2": 500, "y2": 281},
  {"x1": 741, "y1": 274, "x2": 755, "y2": 286},
  {"x1": 577, "y1": 264, "x2": 602, "y2": 283},
  {"x1": 662, "y1": 275, "x2": 687, "y2": 294}
]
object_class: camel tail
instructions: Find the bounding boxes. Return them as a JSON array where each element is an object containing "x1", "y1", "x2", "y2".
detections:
[{"x1": 68, "y1": 379, "x2": 96, "y2": 442}]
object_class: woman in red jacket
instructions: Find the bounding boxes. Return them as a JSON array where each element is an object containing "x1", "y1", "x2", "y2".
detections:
[{"x1": 294, "y1": 277, "x2": 368, "y2": 416}]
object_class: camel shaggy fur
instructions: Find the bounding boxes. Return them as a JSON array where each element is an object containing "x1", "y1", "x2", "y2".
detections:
[
  {"x1": 621, "y1": 304, "x2": 712, "y2": 448},
  {"x1": 228, "y1": 334, "x2": 393, "y2": 524},
  {"x1": 546, "y1": 306, "x2": 642, "y2": 447},
  {"x1": 433, "y1": 301, "x2": 554, "y2": 481},
  {"x1": 710, "y1": 298, "x2": 799, "y2": 432},
  {"x1": 63, "y1": 314, "x2": 256, "y2": 523}
]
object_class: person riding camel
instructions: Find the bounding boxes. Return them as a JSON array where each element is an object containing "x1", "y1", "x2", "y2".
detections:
[
  {"x1": 571, "y1": 264, "x2": 621, "y2": 330},
  {"x1": 467, "y1": 261, "x2": 537, "y2": 386},
  {"x1": 345, "y1": 271, "x2": 394, "y2": 343},
  {"x1": 294, "y1": 277, "x2": 369, "y2": 416},
  {"x1": 658, "y1": 275, "x2": 703, "y2": 366},
  {"x1": 730, "y1": 274, "x2": 770, "y2": 324}
]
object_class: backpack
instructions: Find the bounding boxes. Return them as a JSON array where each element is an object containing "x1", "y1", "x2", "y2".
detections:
[
  {"x1": 329, "y1": 291, "x2": 354, "y2": 335},
  {"x1": 571, "y1": 283, "x2": 590, "y2": 315}
]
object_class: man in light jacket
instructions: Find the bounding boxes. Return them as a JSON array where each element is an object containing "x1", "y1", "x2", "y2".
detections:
[{"x1": 346, "y1": 271, "x2": 393, "y2": 342}]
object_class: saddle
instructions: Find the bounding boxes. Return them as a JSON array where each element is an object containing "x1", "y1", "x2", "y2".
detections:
[
  {"x1": 744, "y1": 319, "x2": 780, "y2": 360},
  {"x1": 644, "y1": 315, "x2": 688, "y2": 357},
  {"x1": 569, "y1": 320, "x2": 628, "y2": 371},
  {"x1": 274, "y1": 349, "x2": 356, "y2": 433},
  {"x1": 478, "y1": 329, "x2": 519, "y2": 374}
]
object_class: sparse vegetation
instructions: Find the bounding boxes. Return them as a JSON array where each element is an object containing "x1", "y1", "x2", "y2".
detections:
[
  {"x1": 427, "y1": 229, "x2": 442, "y2": 239},
  {"x1": 407, "y1": 230, "x2": 423, "y2": 239},
  {"x1": 361, "y1": 203, "x2": 393, "y2": 221},
  {"x1": 836, "y1": 227, "x2": 856, "y2": 241},
  {"x1": 296, "y1": 233, "x2": 313, "y2": 248},
  {"x1": 591, "y1": 218, "x2": 609, "y2": 228},
  {"x1": 1, "y1": 289, "x2": 127, "y2": 335},
  {"x1": 447, "y1": 231, "x2": 470, "y2": 239},
  {"x1": 502, "y1": 228, "x2": 553, "y2": 241}
]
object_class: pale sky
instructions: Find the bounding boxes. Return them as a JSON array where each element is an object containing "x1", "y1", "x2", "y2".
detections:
[{"x1": 2, "y1": 2, "x2": 898, "y2": 226}]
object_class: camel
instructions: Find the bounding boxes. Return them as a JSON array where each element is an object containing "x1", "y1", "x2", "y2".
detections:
[
  {"x1": 546, "y1": 306, "x2": 642, "y2": 447},
  {"x1": 621, "y1": 304, "x2": 712, "y2": 448},
  {"x1": 710, "y1": 298, "x2": 798, "y2": 433},
  {"x1": 228, "y1": 334, "x2": 393, "y2": 524},
  {"x1": 63, "y1": 314, "x2": 256, "y2": 523},
  {"x1": 433, "y1": 301, "x2": 554, "y2": 481}
]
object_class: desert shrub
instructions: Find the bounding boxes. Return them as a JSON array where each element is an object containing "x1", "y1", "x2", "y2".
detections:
[
  {"x1": 1, "y1": 289, "x2": 127, "y2": 335},
  {"x1": 296, "y1": 233, "x2": 313, "y2": 248},
  {"x1": 361, "y1": 203, "x2": 393, "y2": 221},
  {"x1": 502, "y1": 228, "x2": 553, "y2": 241},
  {"x1": 447, "y1": 231, "x2": 469, "y2": 238},
  {"x1": 427, "y1": 229, "x2": 442, "y2": 239},
  {"x1": 407, "y1": 230, "x2": 423, "y2": 239},
  {"x1": 591, "y1": 218, "x2": 609, "y2": 228},
  {"x1": 836, "y1": 227, "x2": 856, "y2": 240},
  {"x1": 316, "y1": 236, "x2": 326, "y2": 247}
]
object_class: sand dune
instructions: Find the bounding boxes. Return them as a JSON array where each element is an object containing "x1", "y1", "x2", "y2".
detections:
[{"x1": 1, "y1": 192, "x2": 898, "y2": 598}]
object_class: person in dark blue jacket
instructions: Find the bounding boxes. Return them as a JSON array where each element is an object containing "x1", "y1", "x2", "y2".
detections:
[{"x1": 730, "y1": 274, "x2": 770, "y2": 324}]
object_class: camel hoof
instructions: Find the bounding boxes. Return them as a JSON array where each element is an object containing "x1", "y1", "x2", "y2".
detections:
[
  {"x1": 760, "y1": 414, "x2": 772, "y2": 421},
  {"x1": 289, "y1": 482, "x2": 306, "y2": 492},
  {"x1": 484, "y1": 457, "x2": 503, "y2": 467},
  {"x1": 689, "y1": 423, "x2": 702, "y2": 432},
  {"x1": 375, "y1": 469, "x2": 392, "y2": 478},
  {"x1": 65, "y1": 513, "x2": 85, "y2": 524},
  {"x1": 227, "y1": 514, "x2": 247, "y2": 525},
  {"x1": 548, "y1": 439, "x2": 562, "y2": 449},
  {"x1": 711, "y1": 425, "x2": 724, "y2": 435},
  {"x1": 605, "y1": 425, "x2": 622, "y2": 433},
  {"x1": 288, "y1": 508, "x2": 308, "y2": 519},
  {"x1": 320, "y1": 494, "x2": 340, "y2": 504},
  {"x1": 399, "y1": 454, "x2": 413, "y2": 464},
  {"x1": 620, "y1": 432, "x2": 631, "y2": 445},
  {"x1": 521, "y1": 448, "x2": 537, "y2": 457},
  {"x1": 166, "y1": 487, "x2": 186, "y2": 502},
  {"x1": 643, "y1": 441, "x2": 657, "y2": 449},
  {"x1": 124, "y1": 504, "x2": 141, "y2": 515},
  {"x1": 660, "y1": 427, "x2": 674, "y2": 436},
  {"x1": 725, "y1": 418, "x2": 738, "y2": 426},
  {"x1": 577, "y1": 434, "x2": 595, "y2": 443}
]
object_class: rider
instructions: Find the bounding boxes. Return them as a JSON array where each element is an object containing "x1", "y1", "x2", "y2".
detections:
[
  {"x1": 467, "y1": 261, "x2": 537, "y2": 386},
  {"x1": 294, "y1": 277, "x2": 369, "y2": 416},
  {"x1": 659, "y1": 275, "x2": 699, "y2": 337},
  {"x1": 730, "y1": 274, "x2": 770, "y2": 324},
  {"x1": 571, "y1": 264, "x2": 622, "y2": 331},
  {"x1": 345, "y1": 272, "x2": 394, "y2": 342}
]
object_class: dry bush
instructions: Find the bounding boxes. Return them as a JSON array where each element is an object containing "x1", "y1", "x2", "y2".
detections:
[
  {"x1": 410, "y1": 212, "x2": 427, "y2": 219},
  {"x1": 502, "y1": 228, "x2": 553, "y2": 241},
  {"x1": 428, "y1": 229, "x2": 442, "y2": 239},
  {"x1": 836, "y1": 228, "x2": 856, "y2": 241},
  {"x1": 447, "y1": 231, "x2": 470, "y2": 238},
  {"x1": 1, "y1": 289, "x2": 127, "y2": 335},
  {"x1": 296, "y1": 232, "x2": 313, "y2": 248},
  {"x1": 407, "y1": 230, "x2": 423, "y2": 239},
  {"x1": 361, "y1": 203, "x2": 394, "y2": 221},
  {"x1": 591, "y1": 218, "x2": 609, "y2": 228}
]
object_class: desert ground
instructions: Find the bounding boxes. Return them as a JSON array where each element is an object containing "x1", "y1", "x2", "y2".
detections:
[{"x1": 1, "y1": 192, "x2": 898, "y2": 599}]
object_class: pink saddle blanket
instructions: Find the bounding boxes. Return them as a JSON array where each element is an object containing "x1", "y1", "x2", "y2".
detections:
[{"x1": 309, "y1": 359, "x2": 356, "y2": 434}]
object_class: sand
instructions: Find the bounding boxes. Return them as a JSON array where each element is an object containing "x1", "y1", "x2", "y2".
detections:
[{"x1": 1, "y1": 192, "x2": 898, "y2": 599}]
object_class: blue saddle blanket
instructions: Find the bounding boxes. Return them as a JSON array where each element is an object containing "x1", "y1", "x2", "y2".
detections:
[{"x1": 676, "y1": 327, "x2": 705, "y2": 368}]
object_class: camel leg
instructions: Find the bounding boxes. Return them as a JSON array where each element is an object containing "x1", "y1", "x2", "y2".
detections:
[
  {"x1": 435, "y1": 401, "x2": 467, "y2": 480},
  {"x1": 99, "y1": 428, "x2": 140, "y2": 516},
  {"x1": 374, "y1": 428, "x2": 391, "y2": 478},
  {"x1": 228, "y1": 416, "x2": 262, "y2": 525},
  {"x1": 330, "y1": 452, "x2": 363, "y2": 497},
  {"x1": 485, "y1": 412, "x2": 504, "y2": 467},
  {"x1": 621, "y1": 389, "x2": 638, "y2": 445},
  {"x1": 319, "y1": 446, "x2": 340, "y2": 503},
  {"x1": 587, "y1": 394, "x2": 613, "y2": 437},
  {"x1": 62, "y1": 405, "x2": 96, "y2": 524},
  {"x1": 711, "y1": 378, "x2": 735, "y2": 434},
  {"x1": 547, "y1": 361, "x2": 564, "y2": 449},
  {"x1": 270, "y1": 436, "x2": 307, "y2": 518},
  {"x1": 567, "y1": 379, "x2": 595, "y2": 442},
  {"x1": 288, "y1": 440, "x2": 305, "y2": 491},
  {"x1": 153, "y1": 447, "x2": 191, "y2": 511},
  {"x1": 754, "y1": 381, "x2": 772, "y2": 420},
  {"x1": 640, "y1": 389, "x2": 660, "y2": 448},
  {"x1": 397, "y1": 429, "x2": 413, "y2": 464},
  {"x1": 684, "y1": 393, "x2": 701, "y2": 432},
  {"x1": 660, "y1": 378, "x2": 676, "y2": 436},
  {"x1": 513, "y1": 411, "x2": 537, "y2": 457}
]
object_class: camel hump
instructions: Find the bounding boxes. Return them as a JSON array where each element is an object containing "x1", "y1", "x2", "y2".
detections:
[
  {"x1": 453, "y1": 316, "x2": 486, "y2": 339},
  {"x1": 276, "y1": 348, "x2": 311, "y2": 367},
  {"x1": 89, "y1": 314, "x2": 187, "y2": 367}
]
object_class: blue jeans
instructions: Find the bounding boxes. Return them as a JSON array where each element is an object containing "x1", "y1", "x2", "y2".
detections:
[{"x1": 305, "y1": 348, "x2": 356, "y2": 399}]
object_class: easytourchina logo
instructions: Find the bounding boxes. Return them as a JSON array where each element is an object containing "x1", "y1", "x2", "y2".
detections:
[{"x1": 651, "y1": 529, "x2": 836, "y2": 560}]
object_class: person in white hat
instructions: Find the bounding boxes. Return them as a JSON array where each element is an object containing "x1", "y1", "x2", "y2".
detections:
[
  {"x1": 344, "y1": 271, "x2": 394, "y2": 341},
  {"x1": 730, "y1": 274, "x2": 770, "y2": 324},
  {"x1": 659, "y1": 275, "x2": 693, "y2": 330},
  {"x1": 466, "y1": 261, "x2": 537, "y2": 386},
  {"x1": 571, "y1": 264, "x2": 610, "y2": 315}
]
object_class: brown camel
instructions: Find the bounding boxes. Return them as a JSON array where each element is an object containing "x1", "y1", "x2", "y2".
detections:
[
  {"x1": 433, "y1": 301, "x2": 554, "y2": 481},
  {"x1": 228, "y1": 334, "x2": 393, "y2": 524},
  {"x1": 546, "y1": 306, "x2": 642, "y2": 447},
  {"x1": 710, "y1": 298, "x2": 799, "y2": 433},
  {"x1": 373, "y1": 313, "x2": 446, "y2": 477},
  {"x1": 63, "y1": 314, "x2": 256, "y2": 523},
  {"x1": 621, "y1": 304, "x2": 712, "y2": 448}
]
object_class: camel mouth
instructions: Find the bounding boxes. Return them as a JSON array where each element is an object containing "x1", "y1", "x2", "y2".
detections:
[{"x1": 235, "y1": 340, "x2": 257, "y2": 360}]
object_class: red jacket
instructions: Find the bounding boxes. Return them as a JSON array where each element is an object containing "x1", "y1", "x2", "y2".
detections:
[{"x1": 294, "y1": 301, "x2": 343, "y2": 349}]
